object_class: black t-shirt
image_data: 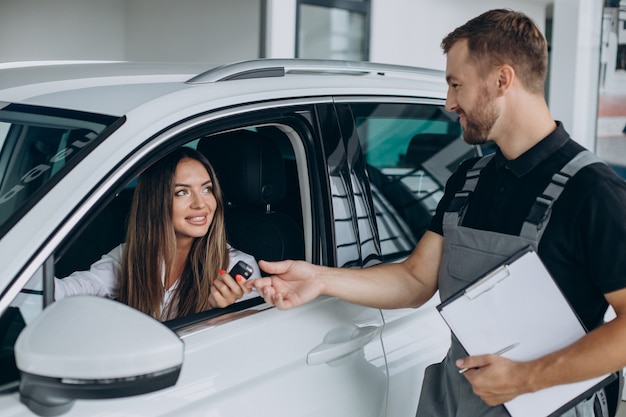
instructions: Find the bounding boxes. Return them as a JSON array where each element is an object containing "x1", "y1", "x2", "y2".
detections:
[{"x1": 429, "y1": 122, "x2": 626, "y2": 330}]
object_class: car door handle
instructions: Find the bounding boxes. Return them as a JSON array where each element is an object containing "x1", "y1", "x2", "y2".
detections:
[{"x1": 306, "y1": 326, "x2": 380, "y2": 366}]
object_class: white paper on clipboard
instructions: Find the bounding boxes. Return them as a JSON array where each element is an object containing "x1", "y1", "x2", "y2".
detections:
[{"x1": 437, "y1": 249, "x2": 615, "y2": 417}]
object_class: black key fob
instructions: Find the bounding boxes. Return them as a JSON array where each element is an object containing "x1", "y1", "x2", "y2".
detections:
[{"x1": 228, "y1": 260, "x2": 254, "y2": 280}]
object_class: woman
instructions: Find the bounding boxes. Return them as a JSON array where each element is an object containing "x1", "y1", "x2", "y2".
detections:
[{"x1": 55, "y1": 147, "x2": 260, "y2": 321}]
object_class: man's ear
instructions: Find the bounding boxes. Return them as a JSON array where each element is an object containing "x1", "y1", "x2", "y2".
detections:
[{"x1": 496, "y1": 65, "x2": 514, "y2": 92}]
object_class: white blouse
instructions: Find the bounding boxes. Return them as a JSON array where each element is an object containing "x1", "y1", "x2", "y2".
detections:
[{"x1": 54, "y1": 244, "x2": 261, "y2": 312}]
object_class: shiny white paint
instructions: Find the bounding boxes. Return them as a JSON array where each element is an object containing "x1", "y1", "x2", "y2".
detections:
[
  {"x1": 1, "y1": 297, "x2": 391, "y2": 417},
  {"x1": 15, "y1": 296, "x2": 183, "y2": 379}
]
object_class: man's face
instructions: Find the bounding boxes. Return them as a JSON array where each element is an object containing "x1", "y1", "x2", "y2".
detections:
[{"x1": 445, "y1": 40, "x2": 499, "y2": 145}]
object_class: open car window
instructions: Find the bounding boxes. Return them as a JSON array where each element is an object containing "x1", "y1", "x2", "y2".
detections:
[
  {"x1": 0, "y1": 110, "x2": 310, "y2": 389},
  {"x1": 53, "y1": 122, "x2": 305, "y2": 326}
]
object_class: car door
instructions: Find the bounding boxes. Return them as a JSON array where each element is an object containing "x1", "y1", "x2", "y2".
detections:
[
  {"x1": 337, "y1": 98, "x2": 480, "y2": 416},
  {"x1": 0, "y1": 101, "x2": 389, "y2": 417}
]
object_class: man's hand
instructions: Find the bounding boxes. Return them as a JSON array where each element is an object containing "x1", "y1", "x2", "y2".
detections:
[
  {"x1": 457, "y1": 354, "x2": 532, "y2": 406},
  {"x1": 246, "y1": 259, "x2": 324, "y2": 309}
]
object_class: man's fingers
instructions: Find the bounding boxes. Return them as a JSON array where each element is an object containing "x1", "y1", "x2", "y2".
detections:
[
  {"x1": 456, "y1": 354, "x2": 492, "y2": 372},
  {"x1": 258, "y1": 259, "x2": 293, "y2": 275}
]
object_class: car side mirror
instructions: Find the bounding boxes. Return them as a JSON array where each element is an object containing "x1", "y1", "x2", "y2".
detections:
[{"x1": 14, "y1": 296, "x2": 183, "y2": 416}]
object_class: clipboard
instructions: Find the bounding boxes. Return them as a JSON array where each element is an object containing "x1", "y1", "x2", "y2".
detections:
[{"x1": 437, "y1": 248, "x2": 616, "y2": 417}]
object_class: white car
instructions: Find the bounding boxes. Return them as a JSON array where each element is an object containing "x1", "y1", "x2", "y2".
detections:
[{"x1": 0, "y1": 59, "x2": 480, "y2": 417}]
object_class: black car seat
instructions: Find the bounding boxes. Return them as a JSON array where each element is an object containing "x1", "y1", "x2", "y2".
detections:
[
  {"x1": 55, "y1": 187, "x2": 133, "y2": 278},
  {"x1": 405, "y1": 132, "x2": 458, "y2": 166},
  {"x1": 197, "y1": 130, "x2": 304, "y2": 269}
]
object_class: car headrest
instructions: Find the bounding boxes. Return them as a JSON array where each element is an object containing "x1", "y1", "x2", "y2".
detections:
[
  {"x1": 197, "y1": 130, "x2": 286, "y2": 206},
  {"x1": 405, "y1": 133, "x2": 458, "y2": 166}
]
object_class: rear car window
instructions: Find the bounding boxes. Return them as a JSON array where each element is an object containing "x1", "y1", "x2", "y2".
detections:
[
  {"x1": 0, "y1": 103, "x2": 120, "y2": 235},
  {"x1": 350, "y1": 102, "x2": 476, "y2": 261}
]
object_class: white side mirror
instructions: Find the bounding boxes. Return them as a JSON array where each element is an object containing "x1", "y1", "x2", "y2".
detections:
[{"x1": 14, "y1": 296, "x2": 183, "y2": 416}]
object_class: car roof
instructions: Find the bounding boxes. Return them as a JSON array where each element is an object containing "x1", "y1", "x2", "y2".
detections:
[{"x1": 0, "y1": 59, "x2": 448, "y2": 116}]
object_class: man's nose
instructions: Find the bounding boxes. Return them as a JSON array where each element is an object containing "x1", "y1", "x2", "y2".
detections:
[{"x1": 445, "y1": 88, "x2": 457, "y2": 112}]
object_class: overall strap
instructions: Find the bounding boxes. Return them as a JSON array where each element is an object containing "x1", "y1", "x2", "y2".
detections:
[
  {"x1": 519, "y1": 150, "x2": 606, "y2": 242},
  {"x1": 443, "y1": 153, "x2": 495, "y2": 226}
]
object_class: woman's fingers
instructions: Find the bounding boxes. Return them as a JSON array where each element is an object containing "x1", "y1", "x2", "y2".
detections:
[{"x1": 211, "y1": 272, "x2": 245, "y2": 307}]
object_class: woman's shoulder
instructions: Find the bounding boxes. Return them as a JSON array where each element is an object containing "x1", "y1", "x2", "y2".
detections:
[{"x1": 228, "y1": 244, "x2": 251, "y2": 258}]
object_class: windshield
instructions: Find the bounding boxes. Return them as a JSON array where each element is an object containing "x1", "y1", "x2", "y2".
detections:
[{"x1": 0, "y1": 103, "x2": 120, "y2": 234}]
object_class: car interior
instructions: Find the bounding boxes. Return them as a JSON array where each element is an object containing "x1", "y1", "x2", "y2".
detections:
[
  {"x1": 198, "y1": 128, "x2": 305, "y2": 266},
  {"x1": 54, "y1": 125, "x2": 306, "y2": 282}
]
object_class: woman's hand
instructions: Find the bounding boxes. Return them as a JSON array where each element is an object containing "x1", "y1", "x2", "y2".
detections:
[{"x1": 209, "y1": 269, "x2": 252, "y2": 308}]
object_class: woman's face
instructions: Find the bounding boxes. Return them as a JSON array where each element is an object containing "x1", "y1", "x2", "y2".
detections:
[{"x1": 171, "y1": 157, "x2": 217, "y2": 245}]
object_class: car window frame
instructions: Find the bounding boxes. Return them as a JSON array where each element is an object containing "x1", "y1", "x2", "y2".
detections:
[
  {"x1": 2, "y1": 97, "x2": 332, "y2": 328},
  {"x1": 333, "y1": 96, "x2": 474, "y2": 263},
  {"x1": 0, "y1": 105, "x2": 124, "y2": 239}
]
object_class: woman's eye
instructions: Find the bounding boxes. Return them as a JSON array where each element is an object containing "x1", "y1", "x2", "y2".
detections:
[
  {"x1": 175, "y1": 189, "x2": 188, "y2": 197},
  {"x1": 203, "y1": 186, "x2": 213, "y2": 194}
]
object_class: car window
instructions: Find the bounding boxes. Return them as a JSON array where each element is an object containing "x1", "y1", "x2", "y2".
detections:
[
  {"x1": 0, "y1": 111, "x2": 311, "y2": 388},
  {"x1": 0, "y1": 104, "x2": 119, "y2": 236},
  {"x1": 54, "y1": 121, "x2": 306, "y2": 316},
  {"x1": 349, "y1": 102, "x2": 476, "y2": 262}
]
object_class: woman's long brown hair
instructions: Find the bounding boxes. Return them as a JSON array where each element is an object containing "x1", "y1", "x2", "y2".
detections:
[{"x1": 117, "y1": 147, "x2": 229, "y2": 320}]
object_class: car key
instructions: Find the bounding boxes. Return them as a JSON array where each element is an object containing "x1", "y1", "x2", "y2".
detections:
[{"x1": 228, "y1": 260, "x2": 254, "y2": 280}]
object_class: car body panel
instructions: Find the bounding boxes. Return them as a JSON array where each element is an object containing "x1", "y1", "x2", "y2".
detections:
[{"x1": 0, "y1": 297, "x2": 388, "y2": 417}]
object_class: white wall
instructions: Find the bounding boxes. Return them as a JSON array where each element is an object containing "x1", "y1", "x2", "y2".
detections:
[
  {"x1": 369, "y1": 0, "x2": 547, "y2": 70},
  {"x1": 0, "y1": 0, "x2": 126, "y2": 62},
  {"x1": 125, "y1": 0, "x2": 261, "y2": 62},
  {"x1": 0, "y1": 0, "x2": 261, "y2": 64}
]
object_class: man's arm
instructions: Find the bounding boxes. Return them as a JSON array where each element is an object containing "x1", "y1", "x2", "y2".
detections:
[
  {"x1": 250, "y1": 230, "x2": 444, "y2": 310},
  {"x1": 458, "y1": 287, "x2": 626, "y2": 406}
]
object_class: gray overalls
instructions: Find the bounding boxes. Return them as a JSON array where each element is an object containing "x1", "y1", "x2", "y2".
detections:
[{"x1": 416, "y1": 150, "x2": 609, "y2": 417}]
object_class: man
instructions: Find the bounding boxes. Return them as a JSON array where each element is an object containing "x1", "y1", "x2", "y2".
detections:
[{"x1": 248, "y1": 9, "x2": 626, "y2": 417}]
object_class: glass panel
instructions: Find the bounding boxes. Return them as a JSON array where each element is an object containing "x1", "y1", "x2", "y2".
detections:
[
  {"x1": 0, "y1": 105, "x2": 119, "y2": 234},
  {"x1": 330, "y1": 170, "x2": 359, "y2": 267},
  {"x1": 350, "y1": 102, "x2": 475, "y2": 262},
  {"x1": 298, "y1": 4, "x2": 366, "y2": 60}
]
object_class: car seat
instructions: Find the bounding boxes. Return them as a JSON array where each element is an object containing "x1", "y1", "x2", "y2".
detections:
[
  {"x1": 55, "y1": 188, "x2": 133, "y2": 278},
  {"x1": 404, "y1": 132, "x2": 458, "y2": 166},
  {"x1": 197, "y1": 130, "x2": 304, "y2": 270}
]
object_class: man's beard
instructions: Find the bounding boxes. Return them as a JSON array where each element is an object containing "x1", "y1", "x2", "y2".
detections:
[{"x1": 460, "y1": 87, "x2": 498, "y2": 145}]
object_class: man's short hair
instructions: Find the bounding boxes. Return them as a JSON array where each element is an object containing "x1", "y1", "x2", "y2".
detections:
[{"x1": 441, "y1": 9, "x2": 548, "y2": 95}]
